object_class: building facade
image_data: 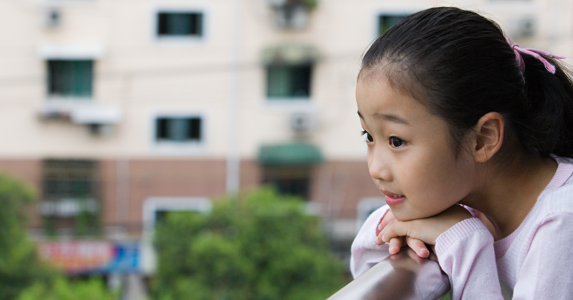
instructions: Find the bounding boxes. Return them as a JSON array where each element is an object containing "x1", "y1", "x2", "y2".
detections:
[{"x1": 0, "y1": 0, "x2": 571, "y2": 272}]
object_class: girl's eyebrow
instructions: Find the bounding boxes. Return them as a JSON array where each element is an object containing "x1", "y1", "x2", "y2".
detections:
[{"x1": 357, "y1": 111, "x2": 410, "y2": 125}]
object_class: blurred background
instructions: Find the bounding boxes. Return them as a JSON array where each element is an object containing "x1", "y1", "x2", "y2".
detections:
[{"x1": 0, "y1": 0, "x2": 572, "y2": 299}]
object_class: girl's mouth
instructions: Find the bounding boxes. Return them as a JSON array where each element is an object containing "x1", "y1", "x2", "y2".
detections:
[
  {"x1": 385, "y1": 194, "x2": 406, "y2": 206},
  {"x1": 381, "y1": 190, "x2": 406, "y2": 206}
]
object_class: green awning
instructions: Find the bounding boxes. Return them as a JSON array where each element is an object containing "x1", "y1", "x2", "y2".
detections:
[
  {"x1": 258, "y1": 143, "x2": 323, "y2": 166},
  {"x1": 262, "y1": 45, "x2": 320, "y2": 65}
]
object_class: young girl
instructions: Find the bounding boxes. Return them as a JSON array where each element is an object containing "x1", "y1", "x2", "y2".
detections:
[{"x1": 351, "y1": 6, "x2": 573, "y2": 299}]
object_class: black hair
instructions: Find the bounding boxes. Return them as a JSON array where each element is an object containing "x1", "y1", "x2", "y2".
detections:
[{"x1": 360, "y1": 7, "x2": 573, "y2": 160}]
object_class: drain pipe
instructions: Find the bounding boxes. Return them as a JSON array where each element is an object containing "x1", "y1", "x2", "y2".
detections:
[{"x1": 226, "y1": 0, "x2": 243, "y2": 194}]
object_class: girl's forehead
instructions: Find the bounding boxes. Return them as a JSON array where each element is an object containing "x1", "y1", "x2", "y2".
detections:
[
  {"x1": 357, "y1": 77, "x2": 416, "y2": 108},
  {"x1": 358, "y1": 66, "x2": 429, "y2": 106},
  {"x1": 356, "y1": 78, "x2": 442, "y2": 128}
]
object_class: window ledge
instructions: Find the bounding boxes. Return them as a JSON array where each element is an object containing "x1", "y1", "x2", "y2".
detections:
[
  {"x1": 262, "y1": 98, "x2": 316, "y2": 112},
  {"x1": 151, "y1": 142, "x2": 207, "y2": 155},
  {"x1": 154, "y1": 36, "x2": 206, "y2": 44},
  {"x1": 45, "y1": 97, "x2": 92, "y2": 102}
]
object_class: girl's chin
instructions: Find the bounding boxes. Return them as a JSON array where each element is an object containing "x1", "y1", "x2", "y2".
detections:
[{"x1": 391, "y1": 208, "x2": 433, "y2": 222}]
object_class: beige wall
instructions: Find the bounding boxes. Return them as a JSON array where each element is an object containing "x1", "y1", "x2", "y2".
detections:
[
  {"x1": 0, "y1": 0, "x2": 569, "y2": 161},
  {"x1": 0, "y1": 0, "x2": 569, "y2": 240}
]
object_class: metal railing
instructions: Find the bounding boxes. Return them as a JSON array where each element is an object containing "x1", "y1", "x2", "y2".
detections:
[{"x1": 328, "y1": 249, "x2": 450, "y2": 300}]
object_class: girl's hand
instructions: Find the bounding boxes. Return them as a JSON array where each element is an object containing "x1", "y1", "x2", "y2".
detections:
[
  {"x1": 379, "y1": 205, "x2": 473, "y2": 247},
  {"x1": 375, "y1": 210, "x2": 431, "y2": 258}
]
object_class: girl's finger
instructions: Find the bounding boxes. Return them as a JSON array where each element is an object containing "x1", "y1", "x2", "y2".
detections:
[
  {"x1": 381, "y1": 219, "x2": 435, "y2": 245},
  {"x1": 380, "y1": 220, "x2": 405, "y2": 243},
  {"x1": 406, "y1": 237, "x2": 430, "y2": 258},
  {"x1": 377, "y1": 210, "x2": 396, "y2": 235},
  {"x1": 375, "y1": 231, "x2": 384, "y2": 245},
  {"x1": 389, "y1": 237, "x2": 403, "y2": 255}
]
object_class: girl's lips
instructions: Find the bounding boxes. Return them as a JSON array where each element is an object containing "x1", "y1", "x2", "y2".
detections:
[
  {"x1": 381, "y1": 190, "x2": 406, "y2": 206},
  {"x1": 385, "y1": 195, "x2": 406, "y2": 206}
]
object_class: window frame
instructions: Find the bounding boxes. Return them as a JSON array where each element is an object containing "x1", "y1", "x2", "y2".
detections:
[
  {"x1": 157, "y1": 12, "x2": 203, "y2": 37},
  {"x1": 152, "y1": 5, "x2": 210, "y2": 44},
  {"x1": 372, "y1": 6, "x2": 422, "y2": 39},
  {"x1": 266, "y1": 63, "x2": 313, "y2": 101},
  {"x1": 263, "y1": 62, "x2": 315, "y2": 110},
  {"x1": 150, "y1": 110, "x2": 208, "y2": 154},
  {"x1": 377, "y1": 14, "x2": 409, "y2": 36},
  {"x1": 261, "y1": 166, "x2": 314, "y2": 201},
  {"x1": 38, "y1": 44, "x2": 104, "y2": 102},
  {"x1": 46, "y1": 59, "x2": 94, "y2": 99},
  {"x1": 142, "y1": 196, "x2": 212, "y2": 238}
]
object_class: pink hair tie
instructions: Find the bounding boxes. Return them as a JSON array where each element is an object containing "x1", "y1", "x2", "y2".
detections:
[{"x1": 505, "y1": 37, "x2": 565, "y2": 74}]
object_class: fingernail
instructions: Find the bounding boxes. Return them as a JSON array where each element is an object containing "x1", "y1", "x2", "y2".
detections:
[
  {"x1": 378, "y1": 223, "x2": 382, "y2": 230},
  {"x1": 390, "y1": 246, "x2": 398, "y2": 253},
  {"x1": 420, "y1": 249, "x2": 429, "y2": 257},
  {"x1": 382, "y1": 235, "x2": 386, "y2": 242}
]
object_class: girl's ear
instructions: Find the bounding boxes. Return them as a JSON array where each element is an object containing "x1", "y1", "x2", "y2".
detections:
[{"x1": 472, "y1": 112, "x2": 505, "y2": 163}]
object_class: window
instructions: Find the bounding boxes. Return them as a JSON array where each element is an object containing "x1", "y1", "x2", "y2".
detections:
[
  {"x1": 157, "y1": 12, "x2": 203, "y2": 37},
  {"x1": 266, "y1": 64, "x2": 312, "y2": 99},
  {"x1": 41, "y1": 159, "x2": 100, "y2": 236},
  {"x1": 142, "y1": 197, "x2": 212, "y2": 235},
  {"x1": 47, "y1": 60, "x2": 93, "y2": 98},
  {"x1": 262, "y1": 167, "x2": 312, "y2": 200},
  {"x1": 378, "y1": 14, "x2": 408, "y2": 35},
  {"x1": 42, "y1": 159, "x2": 99, "y2": 204},
  {"x1": 155, "y1": 116, "x2": 202, "y2": 143}
]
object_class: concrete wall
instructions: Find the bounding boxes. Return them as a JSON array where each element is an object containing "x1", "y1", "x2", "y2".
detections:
[{"x1": 0, "y1": 0, "x2": 571, "y2": 239}]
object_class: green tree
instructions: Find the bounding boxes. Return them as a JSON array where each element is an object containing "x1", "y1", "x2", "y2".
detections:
[
  {"x1": 17, "y1": 277, "x2": 118, "y2": 300},
  {"x1": 0, "y1": 173, "x2": 116, "y2": 300},
  {"x1": 152, "y1": 187, "x2": 346, "y2": 300},
  {"x1": 0, "y1": 174, "x2": 55, "y2": 300}
]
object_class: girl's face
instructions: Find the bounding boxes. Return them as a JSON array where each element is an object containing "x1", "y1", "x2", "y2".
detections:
[{"x1": 356, "y1": 76, "x2": 478, "y2": 221}]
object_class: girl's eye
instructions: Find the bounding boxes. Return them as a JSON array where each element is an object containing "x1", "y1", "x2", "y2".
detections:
[
  {"x1": 389, "y1": 136, "x2": 405, "y2": 148},
  {"x1": 361, "y1": 130, "x2": 374, "y2": 143}
]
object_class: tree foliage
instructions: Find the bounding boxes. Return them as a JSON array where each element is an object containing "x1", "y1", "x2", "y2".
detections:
[
  {"x1": 0, "y1": 174, "x2": 55, "y2": 300},
  {"x1": 152, "y1": 187, "x2": 346, "y2": 300},
  {"x1": 0, "y1": 173, "x2": 115, "y2": 300},
  {"x1": 16, "y1": 277, "x2": 118, "y2": 300}
]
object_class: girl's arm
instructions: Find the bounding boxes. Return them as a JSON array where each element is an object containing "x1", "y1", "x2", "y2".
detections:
[
  {"x1": 435, "y1": 218, "x2": 503, "y2": 299},
  {"x1": 512, "y1": 213, "x2": 573, "y2": 299},
  {"x1": 376, "y1": 206, "x2": 500, "y2": 257},
  {"x1": 380, "y1": 205, "x2": 504, "y2": 300},
  {"x1": 350, "y1": 205, "x2": 391, "y2": 278}
]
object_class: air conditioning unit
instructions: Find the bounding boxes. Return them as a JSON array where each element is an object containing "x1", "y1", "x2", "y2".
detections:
[
  {"x1": 44, "y1": 7, "x2": 62, "y2": 28},
  {"x1": 290, "y1": 112, "x2": 316, "y2": 133},
  {"x1": 508, "y1": 17, "x2": 536, "y2": 38},
  {"x1": 272, "y1": 4, "x2": 308, "y2": 30},
  {"x1": 39, "y1": 104, "x2": 122, "y2": 136}
]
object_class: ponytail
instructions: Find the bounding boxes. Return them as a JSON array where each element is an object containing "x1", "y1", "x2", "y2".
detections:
[{"x1": 519, "y1": 56, "x2": 573, "y2": 158}]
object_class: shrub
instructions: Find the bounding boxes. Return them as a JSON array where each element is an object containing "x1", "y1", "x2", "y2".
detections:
[
  {"x1": 17, "y1": 277, "x2": 118, "y2": 300},
  {"x1": 152, "y1": 187, "x2": 346, "y2": 300},
  {"x1": 0, "y1": 174, "x2": 55, "y2": 300}
]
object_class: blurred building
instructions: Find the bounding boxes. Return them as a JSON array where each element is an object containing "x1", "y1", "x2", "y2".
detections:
[{"x1": 0, "y1": 0, "x2": 571, "y2": 277}]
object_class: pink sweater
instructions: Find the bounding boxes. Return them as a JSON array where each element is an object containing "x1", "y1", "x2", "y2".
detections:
[{"x1": 351, "y1": 156, "x2": 573, "y2": 300}]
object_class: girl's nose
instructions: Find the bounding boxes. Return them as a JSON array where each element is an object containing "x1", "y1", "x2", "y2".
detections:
[{"x1": 368, "y1": 150, "x2": 393, "y2": 182}]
